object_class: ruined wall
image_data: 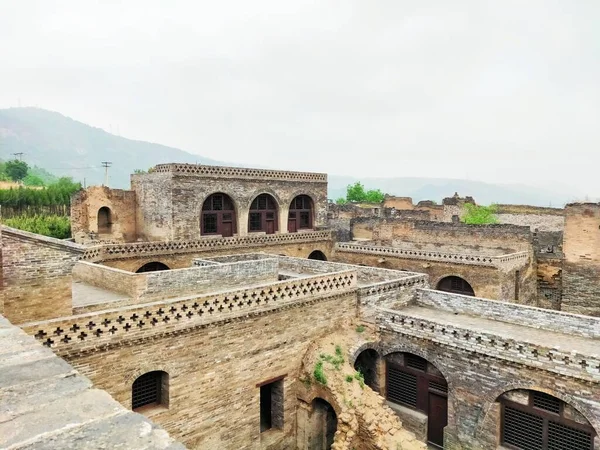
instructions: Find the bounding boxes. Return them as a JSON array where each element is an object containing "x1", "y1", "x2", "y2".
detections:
[
  {"x1": 1, "y1": 227, "x2": 83, "y2": 324},
  {"x1": 131, "y1": 164, "x2": 328, "y2": 242},
  {"x1": 71, "y1": 186, "x2": 137, "y2": 243},
  {"x1": 374, "y1": 221, "x2": 532, "y2": 252},
  {"x1": 495, "y1": 204, "x2": 565, "y2": 232},
  {"x1": 61, "y1": 291, "x2": 357, "y2": 449},
  {"x1": 562, "y1": 203, "x2": 600, "y2": 316}
]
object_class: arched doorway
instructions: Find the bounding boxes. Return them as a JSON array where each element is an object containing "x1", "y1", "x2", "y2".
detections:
[
  {"x1": 498, "y1": 389, "x2": 595, "y2": 450},
  {"x1": 249, "y1": 194, "x2": 278, "y2": 234},
  {"x1": 354, "y1": 349, "x2": 380, "y2": 392},
  {"x1": 385, "y1": 352, "x2": 448, "y2": 449},
  {"x1": 97, "y1": 207, "x2": 112, "y2": 234},
  {"x1": 201, "y1": 193, "x2": 237, "y2": 237},
  {"x1": 136, "y1": 262, "x2": 170, "y2": 273},
  {"x1": 308, "y1": 250, "x2": 327, "y2": 261},
  {"x1": 437, "y1": 276, "x2": 475, "y2": 296},
  {"x1": 310, "y1": 398, "x2": 337, "y2": 450},
  {"x1": 288, "y1": 195, "x2": 313, "y2": 232}
]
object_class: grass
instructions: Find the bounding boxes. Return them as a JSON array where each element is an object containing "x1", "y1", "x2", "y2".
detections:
[
  {"x1": 355, "y1": 324, "x2": 365, "y2": 333},
  {"x1": 314, "y1": 361, "x2": 327, "y2": 385}
]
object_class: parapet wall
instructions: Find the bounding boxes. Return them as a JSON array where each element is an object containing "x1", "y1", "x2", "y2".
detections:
[
  {"x1": 417, "y1": 289, "x2": 600, "y2": 339},
  {"x1": 0, "y1": 314, "x2": 183, "y2": 449},
  {"x1": 1, "y1": 226, "x2": 84, "y2": 324}
]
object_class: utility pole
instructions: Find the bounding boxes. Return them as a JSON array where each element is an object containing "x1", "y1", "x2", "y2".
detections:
[
  {"x1": 101, "y1": 161, "x2": 112, "y2": 186},
  {"x1": 11, "y1": 152, "x2": 23, "y2": 160}
]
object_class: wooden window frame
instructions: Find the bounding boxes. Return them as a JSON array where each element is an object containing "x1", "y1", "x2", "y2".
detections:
[
  {"x1": 201, "y1": 194, "x2": 237, "y2": 236},
  {"x1": 249, "y1": 194, "x2": 278, "y2": 234},
  {"x1": 500, "y1": 393, "x2": 595, "y2": 450},
  {"x1": 288, "y1": 195, "x2": 313, "y2": 232}
]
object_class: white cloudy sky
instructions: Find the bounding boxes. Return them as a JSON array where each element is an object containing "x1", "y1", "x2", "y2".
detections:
[{"x1": 0, "y1": 1, "x2": 598, "y2": 194}]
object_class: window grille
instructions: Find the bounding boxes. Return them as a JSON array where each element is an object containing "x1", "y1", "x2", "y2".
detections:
[
  {"x1": 429, "y1": 380, "x2": 448, "y2": 394},
  {"x1": 503, "y1": 406, "x2": 544, "y2": 450},
  {"x1": 386, "y1": 365, "x2": 417, "y2": 408},
  {"x1": 533, "y1": 392, "x2": 561, "y2": 414},
  {"x1": 405, "y1": 354, "x2": 427, "y2": 371},
  {"x1": 203, "y1": 214, "x2": 217, "y2": 233},
  {"x1": 132, "y1": 371, "x2": 163, "y2": 410},
  {"x1": 501, "y1": 393, "x2": 594, "y2": 450},
  {"x1": 249, "y1": 213, "x2": 262, "y2": 231}
]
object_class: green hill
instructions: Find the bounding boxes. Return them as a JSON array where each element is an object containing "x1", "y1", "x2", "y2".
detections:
[{"x1": 0, "y1": 107, "x2": 225, "y2": 188}]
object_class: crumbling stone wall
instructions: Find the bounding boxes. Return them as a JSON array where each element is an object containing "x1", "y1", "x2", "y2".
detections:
[
  {"x1": 562, "y1": 203, "x2": 600, "y2": 316},
  {"x1": 495, "y1": 204, "x2": 565, "y2": 232},
  {"x1": 71, "y1": 185, "x2": 137, "y2": 243}
]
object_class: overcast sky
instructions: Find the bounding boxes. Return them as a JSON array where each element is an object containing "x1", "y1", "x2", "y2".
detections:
[{"x1": 0, "y1": 1, "x2": 598, "y2": 195}]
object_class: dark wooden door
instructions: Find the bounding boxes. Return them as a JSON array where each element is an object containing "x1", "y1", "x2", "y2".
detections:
[
  {"x1": 288, "y1": 218, "x2": 297, "y2": 233},
  {"x1": 222, "y1": 221, "x2": 233, "y2": 237},
  {"x1": 266, "y1": 220, "x2": 275, "y2": 235},
  {"x1": 427, "y1": 392, "x2": 448, "y2": 448}
]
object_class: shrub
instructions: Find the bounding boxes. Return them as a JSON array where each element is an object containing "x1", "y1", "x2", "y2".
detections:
[
  {"x1": 462, "y1": 203, "x2": 498, "y2": 224},
  {"x1": 345, "y1": 375, "x2": 354, "y2": 383},
  {"x1": 2, "y1": 215, "x2": 71, "y2": 239},
  {"x1": 314, "y1": 361, "x2": 327, "y2": 385},
  {"x1": 355, "y1": 325, "x2": 365, "y2": 333}
]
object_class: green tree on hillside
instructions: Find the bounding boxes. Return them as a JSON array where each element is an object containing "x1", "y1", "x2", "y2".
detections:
[
  {"x1": 462, "y1": 203, "x2": 498, "y2": 224},
  {"x1": 5, "y1": 160, "x2": 29, "y2": 182}
]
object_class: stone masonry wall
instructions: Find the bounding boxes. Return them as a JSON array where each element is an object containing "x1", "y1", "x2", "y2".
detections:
[
  {"x1": 61, "y1": 291, "x2": 357, "y2": 449},
  {"x1": 73, "y1": 259, "x2": 280, "y2": 303},
  {"x1": 131, "y1": 167, "x2": 328, "y2": 242},
  {"x1": 1, "y1": 227, "x2": 84, "y2": 324},
  {"x1": 71, "y1": 186, "x2": 137, "y2": 243},
  {"x1": 562, "y1": 203, "x2": 600, "y2": 316}
]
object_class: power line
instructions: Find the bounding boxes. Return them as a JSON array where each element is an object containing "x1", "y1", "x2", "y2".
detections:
[
  {"x1": 101, "y1": 161, "x2": 112, "y2": 186},
  {"x1": 11, "y1": 152, "x2": 24, "y2": 160}
]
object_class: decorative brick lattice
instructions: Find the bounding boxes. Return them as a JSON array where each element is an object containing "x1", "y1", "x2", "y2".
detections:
[
  {"x1": 27, "y1": 271, "x2": 356, "y2": 351},
  {"x1": 81, "y1": 230, "x2": 333, "y2": 262},
  {"x1": 151, "y1": 164, "x2": 327, "y2": 182},
  {"x1": 378, "y1": 309, "x2": 600, "y2": 383},
  {"x1": 336, "y1": 243, "x2": 529, "y2": 271}
]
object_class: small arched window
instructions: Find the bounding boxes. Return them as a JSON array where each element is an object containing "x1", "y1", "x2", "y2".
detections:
[
  {"x1": 249, "y1": 194, "x2": 278, "y2": 234},
  {"x1": 97, "y1": 207, "x2": 112, "y2": 234},
  {"x1": 136, "y1": 262, "x2": 170, "y2": 273},
  {"x1": 288, "y1": 195, "x2": 313, "y2": 232},
  {"x1": 132, "y1": 370, "x2": 169, "y2": 411}
]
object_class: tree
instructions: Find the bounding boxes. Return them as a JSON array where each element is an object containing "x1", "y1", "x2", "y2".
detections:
[
  {"x1": 462, "y1": 203, "x2": 498, "y2": 224},
  {"x1": 335, "y1": 197, "x2": 348, "y2": 205},
  {"x1": 5, "y1": 160, "x2": 29, "y2": 182},
  {"x1": 345, "y1": 182, "x2": 386, "y2": 203},
  {"x1": 23, "y1": 174, "x2": 45, "y2": 186}
]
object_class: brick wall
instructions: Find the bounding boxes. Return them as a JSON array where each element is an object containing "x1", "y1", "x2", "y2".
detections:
[
  {"x1": 71, "y1": 186, "x2": 137, "y2": 243},
  {"x1": 562, "y1": 203, "x2": 600, "y2": 316},
  {"x1": 57, "y1": 291, "x2": 357, "y2": 449},
  {"x1": 130, "y1": 167, "x2": 328, "y2": 242},
  {"x1": 1, "y1": 227, "x2": 83, "y2": 324}
]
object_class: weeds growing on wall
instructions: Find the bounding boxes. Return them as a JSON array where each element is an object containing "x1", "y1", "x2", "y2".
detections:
[
  {"x1": 314, "y1": 361, "x2": 327, "y2": 385},
  {"x1": 2, "y1": 215, "x2": 71, "y2": 239},
  {"x1": 461, "y1": 203, "x2": 498, "y2": 224}
]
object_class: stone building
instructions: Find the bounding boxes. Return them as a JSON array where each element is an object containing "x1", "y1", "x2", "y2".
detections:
[{"x1": 2, "y1": 163, "x2": 600, "y2": 450}]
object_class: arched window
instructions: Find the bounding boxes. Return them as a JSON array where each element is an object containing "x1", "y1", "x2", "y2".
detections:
[
  {"x1": 132, "y1": 371, "x2": 168, "y2": 411},
  {"x1": 202, "y1": 193, "x2": 237, "y2": 237},
  {"x1": 437, "y1": 276, "x2": 475, "y2": 296},
  {"x1": 248, "y1": 194, "x2": 278, "y2": 234},
  {"x1": 386, "y1": 352, "x2": 448, "y2": 448},
  {"x1": 500, "y1": 390, "x2": 595, "y2": 450},
  {"x1": 310, "y1": 398, "x2": 337, "y2": 450},
  {"x1": 288, "y1": 195, "x2": 313, "y2": 232},
  {"x1": 136, "y1": 262, "x2": 170, "y2": 273},
  {"x1": 98, "y1": 207, "x2": 112, "y2": 234},
  {"x1": 308, "y1": 250, "x2": 327, "y2": 261}
]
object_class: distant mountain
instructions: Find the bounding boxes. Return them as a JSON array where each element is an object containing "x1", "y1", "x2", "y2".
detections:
[
  {"x1": 0, "y1": 108, "x2": 586, "y2": 206},
  {"x1": 0, "y1": 108, "x2": 225, "y2": 187},
  {"x1": 327, "y1": 176, "x2": 584, "y2": 207}
]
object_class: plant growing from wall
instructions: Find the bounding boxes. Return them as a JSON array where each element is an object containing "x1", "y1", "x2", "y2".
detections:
[
  {"x1": 345, "y1": 182, "x2": 386, "y2": 203},
  {"x1": 461, "y1": 203, "x2": 498, "y2": 224},
  {"x1": 314, "y1": 361, "x2": 327, "y2": 385}
]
